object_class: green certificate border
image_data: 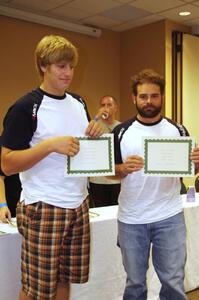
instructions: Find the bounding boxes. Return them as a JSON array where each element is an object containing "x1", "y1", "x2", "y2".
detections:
[
  {"x1": 66, "y1": 136, "x2": 113, "y2": 175},
  {"x1": 144, "y1": 138, "x2": 193, "y2": 176}
]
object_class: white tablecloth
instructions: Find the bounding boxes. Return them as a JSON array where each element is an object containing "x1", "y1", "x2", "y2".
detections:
[{"x1": 0, "y1": 200, "x2": 199, "y2": 300}]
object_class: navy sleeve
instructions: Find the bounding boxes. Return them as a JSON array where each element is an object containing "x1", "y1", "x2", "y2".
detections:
[
  {"x1": 180, "y1": 125, "x2": 189, "y2": 136},
  {"x1": 112, "y1": 124, "x2": 124, "y2": 164},
  {"x1": 0, "y1": 146, "x2": 5, "y2": 176},
  {"x1": 1, "y1": 90, "x2": 42, "y2": 150},
  {"x1": 165, "y1": 117, "x2": 190, "y2": 137}
]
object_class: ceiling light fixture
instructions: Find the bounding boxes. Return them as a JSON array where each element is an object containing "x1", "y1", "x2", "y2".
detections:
[
  {"x1": 179, "y1": 11, "x2": 191, "y2": 16},
  {"x1": 0, "y1": 5, "x2": 101, "y2": 37}
]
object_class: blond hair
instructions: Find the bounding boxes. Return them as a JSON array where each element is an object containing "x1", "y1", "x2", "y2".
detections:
[{"x1": 35, "y1": 35, "x2": 78, "y2": 78}]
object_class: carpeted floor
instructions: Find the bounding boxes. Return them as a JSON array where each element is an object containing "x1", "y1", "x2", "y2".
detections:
[{"x1": 187, "y1": 289, "x2": 199, "y2": 300}]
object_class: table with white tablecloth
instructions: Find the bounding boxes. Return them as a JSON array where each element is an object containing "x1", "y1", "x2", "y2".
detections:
[{"x1": 0, "y1": 199, "x2": 199, "y2": 300}]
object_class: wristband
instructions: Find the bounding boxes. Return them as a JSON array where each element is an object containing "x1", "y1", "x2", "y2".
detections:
[
  {"x1": 0, "y1": 202, "x2": 7, "y2": 208},
  {"x1": 94, "y1": 116, "x2": 100, "y2": 122}
]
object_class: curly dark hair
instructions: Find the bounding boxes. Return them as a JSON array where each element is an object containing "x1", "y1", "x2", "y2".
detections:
[{"x1": 131, "y1": 69, "x2": 165, "y2": 96}]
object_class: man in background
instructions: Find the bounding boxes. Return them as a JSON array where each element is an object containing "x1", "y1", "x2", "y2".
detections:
[
  {"x1": 0, "y1": 160, "x2": 21, "y2": 222},
  {"x1": 0, "y1": 140, "x2": 21, "y2": 222},
  {"x1": 89, "y1": 95, "x2": 121, "y2": 207}
]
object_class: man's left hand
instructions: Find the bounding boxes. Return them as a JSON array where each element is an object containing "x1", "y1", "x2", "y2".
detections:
[
  {"x1": 191, "y1": 147, "x2": 199, "y2": 173},
  {"x1": 85, "y1": 120, "x2": 106, "y2": 137}
]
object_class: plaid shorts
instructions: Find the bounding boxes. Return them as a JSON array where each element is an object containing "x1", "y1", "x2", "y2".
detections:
[{"x1": 16, "y1": 198, "x2": 90, "y2": 300}]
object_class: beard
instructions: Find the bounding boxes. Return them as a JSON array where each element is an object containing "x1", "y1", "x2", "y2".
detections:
[{"x1": 136, "y1": 103, "x2": 162, "y2": 118}]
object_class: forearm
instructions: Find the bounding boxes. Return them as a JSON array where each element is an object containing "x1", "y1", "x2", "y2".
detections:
[
  {"x1": 195, "y1": 164, "x2": 199, "y2": 175},
  {"x1": 105, "y1": 164, "x2": 127, "y2": 180},
  {"x1": 0, "y1": 176, "x2": 12, "y2": 222},
  {"x1": 115, "y1": 164, "x2": 128, "y2": 179},
  {"x1": 1, "y1": 140, "x2": 53, "y2": 175},
  {"x1": 1, "y1": 135, "x2": 80, "y2": 175},
  {"x1": 191, "y1": 148, "x2": 199, "y2": 175}
]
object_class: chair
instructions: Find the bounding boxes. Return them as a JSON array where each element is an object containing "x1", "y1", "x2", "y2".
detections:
[
  {"x1": 180, "y1": 179, "x2": 187, "y2": 194},
  {"x1": 195, "y1": 175, "x2": 199, "y2": 192}
]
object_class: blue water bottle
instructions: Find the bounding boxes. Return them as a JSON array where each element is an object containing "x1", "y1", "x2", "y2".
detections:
[{"x1": 186, "y1": 186, "x2": 196, "y2": 202}]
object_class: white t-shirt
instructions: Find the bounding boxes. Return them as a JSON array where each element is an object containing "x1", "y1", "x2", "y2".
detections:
[
  {"x1": 113, "y1": 116, "x2": 189, "y2": 224},
  {"x1": 1, "y1": 88, "x2": 90, "y2": 209}
]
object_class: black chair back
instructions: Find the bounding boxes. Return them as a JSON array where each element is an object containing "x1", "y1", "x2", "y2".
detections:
[
  {"x1": 180, "y1": 180, "x2": 187, "y2": 194},
  {"x1": 195, "y1": 176, "x2": 199, "y2": 192}
]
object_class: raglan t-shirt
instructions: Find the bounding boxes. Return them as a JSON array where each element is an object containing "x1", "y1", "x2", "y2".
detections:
[
  {"x1": 113, "y1": 116, "x2": 189, "y2": 224},
  {"x1": 1, "y1": 88, "x2": 90, "y2": 209}
]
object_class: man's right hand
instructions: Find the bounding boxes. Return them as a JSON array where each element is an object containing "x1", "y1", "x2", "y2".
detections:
[
  {"x1": 50, "y1": 136, "x2": 80, "y2": 156},
  {"x1": 116, "y1": 155, "x2": 144, "y2": 178}
]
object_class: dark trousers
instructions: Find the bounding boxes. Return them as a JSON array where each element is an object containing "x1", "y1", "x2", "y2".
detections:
[
  {"x1": 89, "y1": 183, "x2": 120, "y2": 207},
  {"x1": 7, "y1": 199, "x2": 18, "y2": 217}
]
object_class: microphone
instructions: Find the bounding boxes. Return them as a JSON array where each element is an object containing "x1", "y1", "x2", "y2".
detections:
[{"x1": 101, "y1": 112, "x2": 109, "y2": 119}]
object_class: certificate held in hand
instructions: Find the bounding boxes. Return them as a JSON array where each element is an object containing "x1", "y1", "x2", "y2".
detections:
[
  {"x1": 64, "y1": 134, "x2": 115, "y2": 177},
  {"x1": 143, "y1": 136, "x2": 195, "y2": 177}
]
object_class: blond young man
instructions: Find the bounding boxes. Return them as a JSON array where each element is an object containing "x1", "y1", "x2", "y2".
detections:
[{"x1": 1, "y1": 35, "x2": 103, "y2": 300}]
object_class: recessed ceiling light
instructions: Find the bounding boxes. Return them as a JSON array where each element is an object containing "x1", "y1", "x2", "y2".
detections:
[{"x1": 179, "y1": 11, "x2": 191, "y2": 16}]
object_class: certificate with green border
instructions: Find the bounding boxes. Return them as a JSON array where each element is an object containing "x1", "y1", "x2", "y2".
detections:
[
  {"x1": 64, "y1": 134, "x2": 115, "y2": 177},
  {"x1": 143, "y1": 137, "x2": 195, "y2": 177}
]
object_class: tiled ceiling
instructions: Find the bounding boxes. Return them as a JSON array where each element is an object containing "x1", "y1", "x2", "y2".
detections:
[{"x1": 0, "y1": 0, "x2": 199, "y2": 32}]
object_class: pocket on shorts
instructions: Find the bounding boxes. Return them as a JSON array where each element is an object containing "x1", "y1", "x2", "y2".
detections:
[
  {"x1": 17, "y1": 201, "x2": 42, "y2": 236},
  {"x1": 26, "y1": 202, "x2": 42, "y2": 226},
  {"x1": 16, "y1": 201, "x2": 26, "y2": 236}
]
